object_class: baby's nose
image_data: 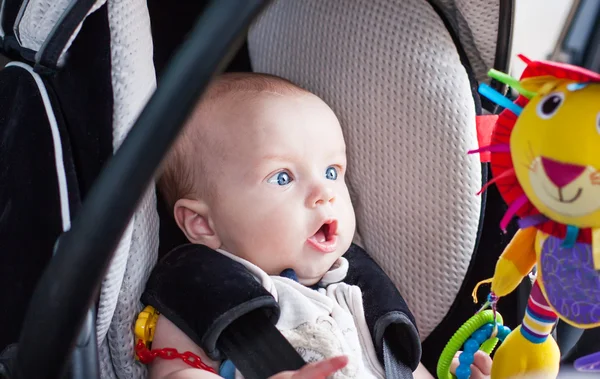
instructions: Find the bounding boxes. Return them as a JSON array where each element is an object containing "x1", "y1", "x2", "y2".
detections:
[{"x1": 308, "y1": 185, "x2": 335, "y2": 207}]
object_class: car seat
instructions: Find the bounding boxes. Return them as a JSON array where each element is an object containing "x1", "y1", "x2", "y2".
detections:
[{"x1": 1, "y1": 0, "x2": 592, "y2": 378}]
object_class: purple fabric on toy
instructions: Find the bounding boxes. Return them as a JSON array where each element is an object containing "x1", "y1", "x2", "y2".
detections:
[
  {"x1": 539, "y1": 235, "x2": 600, "y2": 326},
  {"x1": 518, "y1": 214, "x2": 549, "y2": 229},
  {"x1": 574, "y1": 351, "x2": 600, "y2": 372}
]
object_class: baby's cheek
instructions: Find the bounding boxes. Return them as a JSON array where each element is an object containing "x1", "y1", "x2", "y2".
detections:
[
  {"x1": 339, "y1": 197, "x2": 356, "y2": 233},
  {"x1": 254, "y1": 214, "x2": 299, "y2": 267}
]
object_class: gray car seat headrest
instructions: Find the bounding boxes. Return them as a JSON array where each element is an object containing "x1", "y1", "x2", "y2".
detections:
[
  {"x1": 95, "y1": 0, "x2": 159, "y2": 377},
  {"x1": 248, "y1": 0, "x2": 490, "y2": 340},
  {"x1": 430, "y1": 0, "x2": 503, "y2": 83}
]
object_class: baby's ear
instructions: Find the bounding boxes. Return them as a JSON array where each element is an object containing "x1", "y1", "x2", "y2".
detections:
[{"x1": 173, "y1": 198, "x2": 221, "y2": 249}]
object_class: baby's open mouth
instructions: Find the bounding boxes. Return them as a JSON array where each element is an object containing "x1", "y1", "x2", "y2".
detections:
[{"x1": 307, "y1": 220, "x2": 338, "y2": 253}]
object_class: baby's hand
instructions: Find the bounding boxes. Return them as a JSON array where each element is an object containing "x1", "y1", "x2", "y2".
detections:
[
  {"x1": 450, "y1": 351, "x2": 492, "y2": 379},
  {"x1": 269, "y1": 356, "x2": 348, "y2": 379}
]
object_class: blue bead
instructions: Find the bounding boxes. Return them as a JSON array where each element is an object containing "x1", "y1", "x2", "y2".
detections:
[
  {"x1": 456, "y1": 364, "x2": 472, "y2": 379},
  {"x1": 498, "y1": 326, "x2": 511, "y2": 340},
  {"x1": 464, "y1": 338, "x2": 480, "y2": 353},
  {"x1": 473, "y1": 330, "x2": 488, "y2": 344},
  {"x1": 219, "y1": 360, "x2": 236, "y2": 379},
  {"x1": 481, "y1": 323, "x2": 494, "y2": 336},
  {"x1": 459, "y1": 351, "x2": 474, "y2": 365}
]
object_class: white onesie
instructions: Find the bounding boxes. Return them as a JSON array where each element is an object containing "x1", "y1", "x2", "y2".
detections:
[{"x1": 216, "y1": 249, "x2": 385, "y2": 379}]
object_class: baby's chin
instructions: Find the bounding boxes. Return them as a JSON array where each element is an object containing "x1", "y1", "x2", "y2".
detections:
[
  {"x1": 297, "y1": 275, "x2": 323, "y2": 286},
  {"x1": 295, "y1": 258, "x2": 342, "y2": 286}
]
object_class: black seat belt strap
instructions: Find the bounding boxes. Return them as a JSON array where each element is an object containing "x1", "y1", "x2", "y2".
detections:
[
  {"x1": 218, "y1": 309, "x2": 417, "y2": 379},
  {"x1": 217, "y1": 310, "x2": 305, "y2": 379},
  {"x1": 384, "y1": 339, "x2": 414, "y2": 379}
]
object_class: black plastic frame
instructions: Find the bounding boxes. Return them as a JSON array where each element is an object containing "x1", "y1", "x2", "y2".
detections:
[
  {"x1": 494, "y1": 0, "x2": 514, "y2": 75},
  {"x1": 12, "y1": 1, "x2": 270, "y2": 378}
]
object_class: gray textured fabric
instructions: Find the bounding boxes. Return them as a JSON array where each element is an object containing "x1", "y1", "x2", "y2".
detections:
[
  {"x1": 14, "y1": 0, "x2": 106, "y2": 61},
  {"x1": 97, "y1": 0, "x2": 158, "y2": 378},
  {"x1": 248, "y1": 0, "x2": 484, "y2": 340},
  {"x1": 383, "y1": 340, "x2": 414, "y2": 379},
  {"x1": 431, "y1": 0, "x2": 501, "y2": 82},
  {"x1": 100, "y1": 189, "x2": 159, "y2": 379}
]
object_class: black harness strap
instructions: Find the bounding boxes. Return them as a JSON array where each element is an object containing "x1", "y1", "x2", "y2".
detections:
[
  {"x1": 217, "y1": 314, "x2": 417, "y2": 379},
  {"x1": 218, "y1": 310, "x2": 306, "y2": 379},
  {"x1": 34, "y1": 0, "x2": 98, "y2": 72},
  {"x1": 384, "y1": 340, "x2": 414, "y2": 379}
]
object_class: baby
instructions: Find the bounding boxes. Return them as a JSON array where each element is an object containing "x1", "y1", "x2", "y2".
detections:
[{"x1": 146, "y1": 73, "x2": 491, "y2": 378}]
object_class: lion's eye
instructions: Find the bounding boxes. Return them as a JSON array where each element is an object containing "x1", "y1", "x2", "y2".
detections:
[{"x1": 536, "y1": 92, "x2": 565, "y2": 119}]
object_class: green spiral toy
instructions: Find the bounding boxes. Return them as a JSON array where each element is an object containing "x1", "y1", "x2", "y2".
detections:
[{"x1": 437, "y1": 310, "x2": 510, "y2": 379}]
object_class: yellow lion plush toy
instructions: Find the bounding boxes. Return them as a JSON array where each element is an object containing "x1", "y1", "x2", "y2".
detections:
[{"x1": 470, "y1": 56, "x2": 600, "y2": 379}]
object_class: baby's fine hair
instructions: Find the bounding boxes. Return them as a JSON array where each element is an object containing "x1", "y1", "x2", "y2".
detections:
[{"x1": 158, "y1": 72, "x2": 308, "y2": 210}]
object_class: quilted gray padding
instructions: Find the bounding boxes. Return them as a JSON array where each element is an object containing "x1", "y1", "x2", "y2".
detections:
[
  {"x1": 14, "y1": 0, "x2": 106, "y2": 60},
  {"x1": 432, "y1": 0, "x2": 501, "y2": 82},
  {"x1": 248, "y1": 0, "x2": 487, "y2": 340},
  {"x1": 96, "y1": 0, "x2": 159, "y2": 378}
]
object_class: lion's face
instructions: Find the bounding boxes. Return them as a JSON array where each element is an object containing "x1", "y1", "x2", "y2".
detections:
[{"x1": 511, "y1": 80, "x2": 600, "y2": 227}]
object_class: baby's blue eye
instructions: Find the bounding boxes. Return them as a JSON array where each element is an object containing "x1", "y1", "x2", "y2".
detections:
[
  {"x1": 268, "y1": 171, "x2": 293, "y2": 186},
  {"x1": 325, "y1": 166, "x2": 338, "y2": 181}
]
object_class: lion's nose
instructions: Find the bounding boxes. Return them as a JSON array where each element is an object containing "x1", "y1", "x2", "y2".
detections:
[{"x1": 541, "y1": 157, "x2": 586, "y2": 188}]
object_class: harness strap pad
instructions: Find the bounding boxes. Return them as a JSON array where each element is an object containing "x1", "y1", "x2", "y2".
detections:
[{"x1": 142, "y1": 243, "x2": 421, "y2": 370}]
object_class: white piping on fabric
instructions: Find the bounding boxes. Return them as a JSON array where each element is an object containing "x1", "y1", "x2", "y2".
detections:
[
  {"x1": 6, "y1": 61, "x2": 71, "y2": 233},
  {"x1": 0, "y1": 0, "x2": 6, "y2": 38}
]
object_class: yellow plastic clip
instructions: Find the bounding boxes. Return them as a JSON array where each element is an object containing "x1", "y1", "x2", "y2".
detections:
[{"x1": 135, "y1": 305, "x2": 160, "y2": 347}]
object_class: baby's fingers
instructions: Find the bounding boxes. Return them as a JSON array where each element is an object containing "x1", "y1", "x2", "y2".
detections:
[
  {"x1": 473, "y1": 351, "x2": 492, "y2": 376},
  {"x1": 291, "y1": 356, "x2": 348, "y2": 378},
  {"x1": 450, "y1": 351, "x2": 491, "y2": 379},
  {"x1": 468, "y1": 366, "x2": 490, "y2": 379}
]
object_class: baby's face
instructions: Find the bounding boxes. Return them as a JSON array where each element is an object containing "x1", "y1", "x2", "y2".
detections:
[{"x1": 206, "y1": 92, "x2": 356, "y2": 285}]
